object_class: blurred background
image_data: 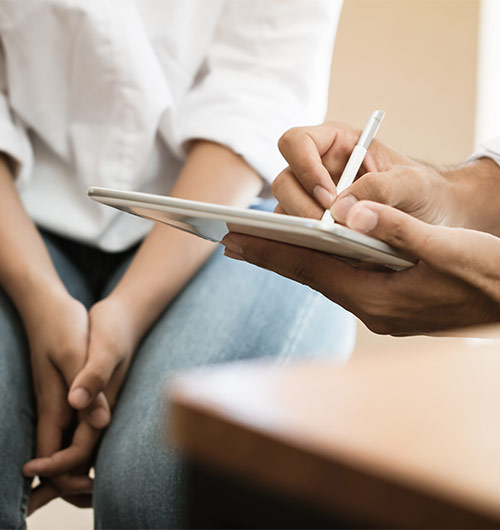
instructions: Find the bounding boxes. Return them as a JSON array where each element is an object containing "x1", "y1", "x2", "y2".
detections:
[
  {"x1": 28, "y1": 0, "x2": 493, "y2": 528},
  {"x1": 329, "y1": 0, "x2": 478, "y2": 162}
]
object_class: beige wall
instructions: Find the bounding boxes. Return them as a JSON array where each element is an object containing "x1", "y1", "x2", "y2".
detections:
[{"x1": 328, "y1": 0, "x2": 479, "y2": 165}]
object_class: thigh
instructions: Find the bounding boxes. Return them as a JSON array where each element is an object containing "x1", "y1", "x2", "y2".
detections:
[
  {"x1": 94, "y1": 246, "x2": 355, "y2": 529},
  {"x1": 0, "y1": 232, "x2": 94, "y2": 529},
  {"x1": 0, "y1": 286, "x2": 35, "y2": 530}
]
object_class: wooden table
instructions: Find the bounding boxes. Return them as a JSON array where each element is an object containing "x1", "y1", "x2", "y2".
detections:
[{"x1": 169, "y1": 338, "x2": 500, "y2": 528}]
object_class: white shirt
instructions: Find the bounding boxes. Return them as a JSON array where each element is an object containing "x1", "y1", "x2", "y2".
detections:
[
  {"x1": 0, "y1": 0, "x2": 342, "y2": 251},
  {"x1": 470, "y1": 137, "x2": 500, "y2": 168}
]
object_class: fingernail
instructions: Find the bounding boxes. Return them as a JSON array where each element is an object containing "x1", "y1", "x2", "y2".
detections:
[
  {"x1": 313, "y1": 186, "x2": 334, "y2": 209},
  {"x1": 89, "y1": 407, "x2": 109, "y2": 428},
  {"x1": 331, "y1": 194, "x2": 358, "y2": 223},
  {"x1": 69, "y1": 388, "x2": 90, "y2": 408},
  {"x1": 348, "y1": 206, "x2": 379, "y2": 233},
  {"x1": 224, "y1": 248, "x2": 244, "y2": 261}
]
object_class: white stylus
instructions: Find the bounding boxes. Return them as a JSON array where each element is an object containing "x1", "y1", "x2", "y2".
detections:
[{"x1": 321, "y1": 110, "x2": 385, "y2": 226}]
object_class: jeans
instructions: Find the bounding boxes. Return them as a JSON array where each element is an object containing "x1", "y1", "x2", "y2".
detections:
[{"x1": 0, "y1": 226, "x2": 355, "y2": 529}]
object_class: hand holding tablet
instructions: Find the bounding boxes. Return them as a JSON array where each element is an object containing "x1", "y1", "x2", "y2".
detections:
[{"x1": 321, "y1": 110, "x2": 385, "y2": 226}]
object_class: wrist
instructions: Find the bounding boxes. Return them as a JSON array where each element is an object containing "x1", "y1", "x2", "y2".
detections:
[
  {"x1": 13, "y1": 274, "x2": 70, "y2": 329},
  {"x1": 441, "y1": 158, "x2": 500, "y2": 234},
  {"x1": 96, "y1": 293, "x2": 147, "y2": 350}
]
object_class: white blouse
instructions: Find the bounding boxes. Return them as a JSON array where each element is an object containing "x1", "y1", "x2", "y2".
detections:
[
  {"x1": 471, "y1": 137, "x2": 500, "y2": 168},
  {"x1": 0, "y1": 0, "x2": 342, "y2": 251}
]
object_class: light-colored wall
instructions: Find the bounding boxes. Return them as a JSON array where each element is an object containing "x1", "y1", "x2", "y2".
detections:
[{"x1": 328, "y1": 0, "x2": 479, "y2": 165}]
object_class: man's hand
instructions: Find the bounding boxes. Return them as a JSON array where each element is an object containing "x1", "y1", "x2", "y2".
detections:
[
  {"x1": 273, "y1": 122, "x2": 499, "y2": 233},
  {"x1": 222, "y1": 201, "x2": 500, "y2": 335}
]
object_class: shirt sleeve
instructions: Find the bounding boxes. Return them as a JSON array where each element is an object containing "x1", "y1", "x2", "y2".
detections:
[
  {"x1": 467, "y1": 137, "x2": 500, "y2": 167},
  {"x1": 168, "y1": 0, "x2": 343, "y2": 189},
  {"x1": 0, "y1": 49, "x2": 32, "y2": 186}
]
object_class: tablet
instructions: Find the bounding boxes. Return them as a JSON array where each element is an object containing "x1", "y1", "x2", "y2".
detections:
[{"x1": 88, "y1": 186, "x2": 416, "y2": 270}]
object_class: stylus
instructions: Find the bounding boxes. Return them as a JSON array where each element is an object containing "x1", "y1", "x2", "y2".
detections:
[{"x1": 321, "y1": 110, "x2": 385, "y2": 226}]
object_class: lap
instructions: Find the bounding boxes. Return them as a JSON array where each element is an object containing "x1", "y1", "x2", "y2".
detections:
[{"x1": 94, "y1": 246, "x2": 355, "y2": 528}]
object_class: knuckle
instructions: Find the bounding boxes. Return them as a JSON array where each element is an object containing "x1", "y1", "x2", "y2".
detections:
[
  {"x1": 85, "y1": 368, "x2": 108, "y2": 390},
  {"x1": 357, "y1": 286, "x2": 392, "y2": 321},
  {"x1": 356, "y1": 278, "x2": 409, "y2": 335},
  {"x1": 271, "y1": 174, "x2": 284, "y2": 197},
  {"x1": 358, "y1": 307, "x2": 393, "y2": 335},
  {"x1": 358, "y1": 174, "x2": 390, "y2": 203},
  {"x1": 51, "y1": 346, "x2": 81, "y2": 365},
  {"x1": 385, "y1": 217, "x2": 409, "y2": 248},
  {"x1": 364, "y1": 318, "x2": 392, "y2": 336},
  {"x1": 240, "y1": 242, "x2": 269, "y2": 268},
  {"x1": 278, "y1": 127, "x2": 303, "y2": 154},
  {"x1": 333, "y1": 126, "x2": 361, "y2": 155},
  {"x1": 271, "y1": 170, "x2": 294, "y2": 199},
  {"x1": 361, "y1": 300, "x2": 386, "y2": 320},
  {"x1": 405, "y1": 166, "x2": 422, "y2": 180},
  {"x1": 291, "y1": 259, "x2": 316, "y2": 288}
]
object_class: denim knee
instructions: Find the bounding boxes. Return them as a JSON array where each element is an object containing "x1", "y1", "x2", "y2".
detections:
[
  {"x1": 0, "y1": 473, "x2": 31, "y2": 530},
  {"x1": 93, "y1": 434, "x2": 186, "y2": 529}
]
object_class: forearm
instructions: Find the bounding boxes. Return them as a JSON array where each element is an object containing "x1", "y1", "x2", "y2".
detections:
[
  {"x1": 442, "y1": 157, "x2": 500, "y2": 235},
  {"x1": 107, "y1": 141, "x2": 263, "y2": 339},
  {"x1": 0, "y1": 156, "x2": 67, "y2": 317}
]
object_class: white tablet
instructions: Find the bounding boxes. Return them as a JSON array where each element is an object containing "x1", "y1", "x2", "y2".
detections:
[{"x1": 88, "y1": 186, "x2": 416, "y2": 270}]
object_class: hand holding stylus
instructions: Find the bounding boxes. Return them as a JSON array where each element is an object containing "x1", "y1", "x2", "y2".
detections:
[
  {"x1": 320, "y1": 110, "x2": 384, "y2": 226},
  {"x1": 223, "y1": 198, "x2": 500, "y2": 334},
  {"x1": 271, "y1": 120, "x2": 468, "y2": 230},
  {"x1": 222, "y1": 119, "x2": 500, "y2": 334}
]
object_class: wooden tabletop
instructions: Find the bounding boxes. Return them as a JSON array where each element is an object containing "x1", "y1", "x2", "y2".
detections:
[{"x1": 169, "y1": 337, "x2": 500, "y2": 527}]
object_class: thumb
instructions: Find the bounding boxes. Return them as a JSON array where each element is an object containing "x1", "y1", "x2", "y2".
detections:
[
  {"x1": 68, "y1": 345, "x2": 118, "y2": 428},
  {"x1": 331, "y1": 167, "x2": 408, "y2": 224},
  {"x1": 57, "y1": 352, "x2": 111, "y2": 430},
  {"x1": 345, "y1": 200, "x2": 500, "y2": 300},
  {"x1": 344, "y1": 200, "x2": 444, "y2": 263}
]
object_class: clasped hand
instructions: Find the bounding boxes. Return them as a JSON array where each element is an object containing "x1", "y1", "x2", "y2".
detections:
[{"x1": 20, "y1": 293, "x2": 136, "y2": 514}]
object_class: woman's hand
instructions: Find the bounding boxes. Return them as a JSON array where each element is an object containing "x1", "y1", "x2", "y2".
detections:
[
  {"x1": 69, "y1": 296, "x2": 138, "y2": 412},
  {"x1": 0, "y1": 156, "x2": 117, "y2": 511},
  {"x1": 273, "y1": 122, "x2": 497, "y2": 232},
  {"x1": 20, "y1": 289, "x2": 103, "y2": 513},
  {"x1": 222, "y1": 201, "x2": 500, "y2": 335},
  {"x1": 23, "y1": 295, "x2": 138, "y2": 495},
  {"x1": 24, "y1": 139, "x2": 265, "y2": 506}
]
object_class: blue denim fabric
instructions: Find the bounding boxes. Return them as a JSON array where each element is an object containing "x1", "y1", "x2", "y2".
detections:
[
  {"x1": 0, "y1": 226, "x2": 355, "y2": 529},
  {"x1": 0, "y1": 232, "x2": 97, "y2": 530},
  {"x1": 0, "y1": 289, "x2": 34, "y2": 530}
]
